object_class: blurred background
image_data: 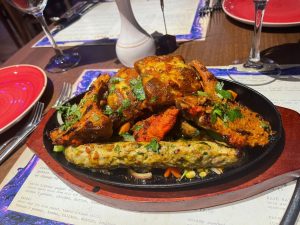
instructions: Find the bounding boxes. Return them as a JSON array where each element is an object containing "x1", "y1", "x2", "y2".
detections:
[{"x1": 0, "y1": 0, "x2": 81, "y2": 64}]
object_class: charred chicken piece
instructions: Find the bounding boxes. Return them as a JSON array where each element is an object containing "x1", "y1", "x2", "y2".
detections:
[
  {"x1": 50, "y1": 74, "x2": 113, "y2": 146},
  {"x1": 135, "y1": 55, "x2": 203, "y2": 106},
  {"x1": 106, "y1": 55, "x2": 203, "y2": 125},
  {"x1": 189, "y1": 60, "x2": 220, "y2": 101},
  {"x1": 106, "y1": 67, "x2": 146, "y2": 125},
  {"x1": 133, "y1": 107, "x2": 179, "y2": 142}
]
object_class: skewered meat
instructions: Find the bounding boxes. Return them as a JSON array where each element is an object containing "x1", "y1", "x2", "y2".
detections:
[{"x1": 64, "y1": 140, "x2": 242, "y2": 169}]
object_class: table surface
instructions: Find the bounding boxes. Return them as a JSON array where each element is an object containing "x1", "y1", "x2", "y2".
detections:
[{"x1": 1, "y1": 12, "x2": 300, "y2": 183}]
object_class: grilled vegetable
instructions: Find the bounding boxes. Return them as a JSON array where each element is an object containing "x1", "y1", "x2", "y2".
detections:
[{"x1": 64, "y1": 140, "x2": 242, "y2": 170}]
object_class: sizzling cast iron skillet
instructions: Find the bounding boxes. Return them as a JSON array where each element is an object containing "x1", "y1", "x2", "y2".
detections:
[{"x1": 43, "y1": 78, "x2": 284, "y2": 189}]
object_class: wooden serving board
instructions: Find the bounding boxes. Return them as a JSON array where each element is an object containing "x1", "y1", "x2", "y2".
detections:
[{"x1": 27, "y1": 106, "x2": 300, "y2": 212}]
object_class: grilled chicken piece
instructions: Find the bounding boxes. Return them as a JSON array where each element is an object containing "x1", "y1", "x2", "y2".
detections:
[
  {"x1": 106, "y1": 55, "x2": 202, "y2": 124},
  {"x1": 64, "y1": 141, "x2": 241, "y2": 169},
  {"x1": 176, "y1": 60, "x2": 273, "y2": 147},
  {"x1": 50, "y1": 75, "x2": 113, "y2": 146},
  {"x1": 133, "y1": 107, "x2": 179, "y2": 142},
  {"x1": 135, "y1": 55, "x2": 203, "y2": 106},
  {"x1": 189, "y1": 60, "x2": 219, "y2": 101},
  {"x1": 106, "y1": 67, "x2": 146, "y2": 124}
]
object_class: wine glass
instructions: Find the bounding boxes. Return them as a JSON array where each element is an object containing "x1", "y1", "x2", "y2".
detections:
[
  {"x1": 6, "y1": 0, "x2": 81, "y2": 73},
  {"x1": 228, "y1": 0, "x2": 280, "y2": 86}
]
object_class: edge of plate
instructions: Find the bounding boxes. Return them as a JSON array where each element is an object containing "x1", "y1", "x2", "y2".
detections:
[
  {"x1": 222, "y1": 0, "x2": 300, "y2": 28},
  {"x1": 0, "y1": 64, "x2": 47, "y2": 134}
]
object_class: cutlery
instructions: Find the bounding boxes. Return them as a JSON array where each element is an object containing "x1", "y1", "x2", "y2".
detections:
[
  {"x1": 0, "y1": 102, "x2": 44, "y2": 165},
  {"x1": 199, "y1": 0, "x2": 211, "y2": 17},
  {"x1": 52, "y1": 82, "x2": 73, "y2": 108},
  {"x1": 212, "y1": 0, "x2": 223, "y2": 11},
  {"x1": 280, "y1": 178, "x2": 300, "y2": 225},
  {"x1": 52, "y1": 0, "x2": 100, "y2": 31}
]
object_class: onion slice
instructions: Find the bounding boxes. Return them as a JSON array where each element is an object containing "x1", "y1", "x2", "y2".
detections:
[
  {"x1": 57, "y1": 111, "x2": 64, "y2": 125},
  {"x1": 128, "y1": 169, "x2": 152, "y2": 180}
]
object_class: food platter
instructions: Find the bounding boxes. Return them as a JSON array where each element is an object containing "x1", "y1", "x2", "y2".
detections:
[
  {"x1": 223, "y1": 0, "x2": 300, "y2": 27},
  {"x1": 42, "y1": 78, "x2": 283, "y2": 189},
  {"x1": 0, "y1": 65, "x2": 47, "y2": 134}
]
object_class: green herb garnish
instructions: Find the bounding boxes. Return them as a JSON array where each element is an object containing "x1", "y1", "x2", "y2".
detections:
[
  {"x1": 53, "y1": 145, "x2": 65, "y2": 152},
  {"x1": 130, "y1": 78, "x2": 146, "y2": 101},
  {"x1": 92, "y1": 114, "x2": 100, "y2": 121},
  {"x1": 114, "y1": 145, "x2": 121, "y2": 152},
  {"x1": 110, "y1": 77, "x2": 124, "y2": 84},
  {"x1": 132, "y1": 124, "x2": 143, "y2": 132},
  {"x1": 103, "y1": 105, "x2": 114, "y2": 115},
  {"x1": 150, "y1": 96, "x2": 157, "y2": 103},
  {"x1": 56, "y1": 103, "x2": 82, "y2": 131},
  {"x1": 215, "y1": 82, "x2": 232, "y2": 99},
  {"x1": 226, "y1": 108, "x2": 242, "y2": 122},
  {"x1": 197, "y1": 91, "x2": 208, "y2": 97},
  {"x1": 145, "y1": 139, "x2": 160, "y2": 153},
  {"x1": 260, "y1": 121, "x2": 270, "y2": 131},
  {"x1": 109, "y1": 84, "x2": 116, "y2": 94},
  {"x1": 120, "y1": 132, "x2": 135, "y2": 141},
  {"x1": 211, "y1": 103, "x2": 242, "y2": 124},
  {"x1": 116, "y1": 99, "x2": 131, "y2": 115}
]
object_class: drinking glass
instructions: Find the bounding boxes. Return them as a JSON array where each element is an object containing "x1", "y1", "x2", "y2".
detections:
[
  {"x1": 228, "y1": 0, "x2": 280, "y2": 86},
  {"x1": 6, "y1": 0, "x2": 81, "y2": 73}
]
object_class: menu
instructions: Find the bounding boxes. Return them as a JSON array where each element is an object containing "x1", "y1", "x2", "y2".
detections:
[
  {"x1": 5, "y1": 152, "x2": 299, "y2": 225},
  {"x1": 1, "y1": 65, "x2": 300, "y2": 224},
  {"x1": 33, "y1": 0, "x2": 208, "y2": 47}
]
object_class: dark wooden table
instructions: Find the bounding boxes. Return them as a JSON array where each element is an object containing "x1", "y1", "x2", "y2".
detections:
[{"x1": 1, "y1": 12, "x2": 300, "y2": 183}]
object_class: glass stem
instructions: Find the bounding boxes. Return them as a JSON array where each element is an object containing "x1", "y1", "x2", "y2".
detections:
[
  {"x1": 34, "y1": 12, "x2": 64, "y2": 56},
  {"x1": 248, "y1": 0, "x2": 267, "y2": 63}
]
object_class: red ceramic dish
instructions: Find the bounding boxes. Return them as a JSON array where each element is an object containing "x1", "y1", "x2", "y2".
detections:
[
  {"x1": 223, "y1": 0, "x2": 300, "y2": 27},
  {"x1": 0, "y1": 65, "x2": 47, "y2": 133}
]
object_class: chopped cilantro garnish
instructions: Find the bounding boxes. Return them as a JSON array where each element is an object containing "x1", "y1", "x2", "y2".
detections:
[
  {"x1": 116, "y1": 99, "x2": 131, "y2": 115},
  {"x1": 260, "y1": 121, "x2": 270, "y2": 130},
  {"x1": 110, "y1": 77, "x2": 124, "y2": 84},
  {"x1": 120, "y1": 132, "x2": 135, "y2": 141},
  {"x1": 56, "y1": 103, "x2": 82, "y2": 131},
  {"x1": 197, "y1": 91, "x2": 208, "y2": 97},
  {"x1": 109, "y1": 84, "x2": 116, "y2": 94},
  {"x1": 92, "y1": 114, "x2": 100, "y2": 121},
  {"x1": 145, "y1": 139, "x2": 160, "y2": 153},
  {"x1": 211, "y1": 103, "x2": 242, "y2": 124},
  {"x1": 227, "y1": 108, "x2": 242, "y2": 122},
  {"x1": 150, "y1": 96, "x2": 157, "y2": 103},
  {"x1": 92, "y1": 94, "x2": 98, "y2": 102},
  {"x1": 114, "y1": 145, "x2": 121, "y2": 152},
  {"x1": 103, "y1": 105, "x2": 114, "y2": 115},
  {"x1": 130, "y1": 78, "x2": 146, "y2": 101},
  {"x1": 133, "y1": 124, "x2": 143, "y2": 131},
  {"x1": 215, "y1": 82, "x2": 233, "y2": 99},
  {"x1": 122, "y1": 99, "x2": 131, "y2": 108}
]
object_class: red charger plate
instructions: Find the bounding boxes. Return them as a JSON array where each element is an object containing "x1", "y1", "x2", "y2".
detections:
[
  {"x1": 223, "y1": 0, "x2": 300, "y2": 27},
  {"x1": 0, "y1": 65, "x2": 47, "y2": 133}
]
